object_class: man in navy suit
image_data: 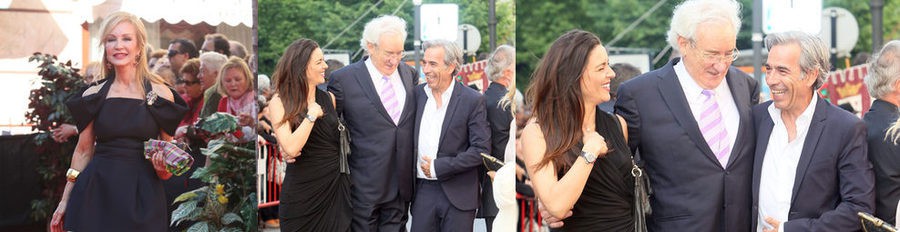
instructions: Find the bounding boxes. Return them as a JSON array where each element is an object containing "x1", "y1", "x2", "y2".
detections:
[
  {"x1": 327, "y1": 15, "x2": 417, "y2": 232},
  {"x1": 751, "y1": 31, "x2": 874, "y2": 232},
  {"x1": 862, "y1": 40, "x2": 900, "y2": 224},
  {"x1": 613, "y1": 0, "x2": 758, "y2": 231},
  {"x1": 411, "y1": 39, "x2": 490, "y2": 231}
]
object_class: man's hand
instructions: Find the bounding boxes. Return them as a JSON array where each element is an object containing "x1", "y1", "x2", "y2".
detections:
[
  {"x1": 538, "y1": 199, "x2": 572, "y2": 228},
  {"x1": 763, "y1": 217, "x2": 781, "y2": 232},
  {"x1": 421, "y1": 156, "x2": 433, "y2": 178}
]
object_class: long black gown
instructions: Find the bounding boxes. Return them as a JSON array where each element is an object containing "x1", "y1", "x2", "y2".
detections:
[
  {"x1": 63, "y1": 76, "x2": 187, "y2": 231},
  {"x1": 279, "y1": 89, "x2": 352, "y2": 232},
  {"x1": 558, "y1": 109, "x2": 635, "y2": 231}
]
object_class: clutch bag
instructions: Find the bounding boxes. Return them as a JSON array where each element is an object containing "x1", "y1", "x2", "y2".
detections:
[{"x1": 143, "y1": 139, "x2": 194, "y2": 176}]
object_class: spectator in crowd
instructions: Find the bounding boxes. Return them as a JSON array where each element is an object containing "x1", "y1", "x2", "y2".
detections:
[
  {"x1": 197, "y1": 52, "x2": 228, "y2": 119},
  {"x1": 480, "y1": 44, "x2": 516, "y2": 231},
  {"x1": 216, "y1": 57, "x2": 256, "y2": 143},
  {"x1": 202, "y1": 33, "x2": 231, "y2": 57},
  {"x1": 168, "y1": 38, "x2": 199, "y2": 79},
  {"x1": 863, "y1": 40, "x2": 900, "y2": 224},
  {"x1": 230, "y1": 40, "x2": 248, "y2": 60}
]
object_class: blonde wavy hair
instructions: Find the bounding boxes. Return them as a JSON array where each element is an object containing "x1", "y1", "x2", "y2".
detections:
[{"x1": 96, "y1": 11, "x2": 166, "y2": 96}]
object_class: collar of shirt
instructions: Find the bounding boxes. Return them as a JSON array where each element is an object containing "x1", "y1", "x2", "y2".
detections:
[
  {"x1": 767, "y1": 93, "x2": 818, "y2": 131},
  {"x1": 423, "y1": 79, "x2": 456, "y2": 106},
  {"x1": 674, "y1": 60, "x2": 730, "y2": 101},
  {"x1": 365, "y1": 58, "x2": 399, "y2": 79}
]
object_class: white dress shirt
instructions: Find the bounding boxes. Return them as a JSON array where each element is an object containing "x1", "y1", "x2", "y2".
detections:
[
  {"x1": 757, "y1": 95, "x2": 818, "y2": 232},
  {"x1": 416, "y1": 82, "x2": 455, "y2": 180},
  {"x1": 365, "y1": 59, "x2": 406, "y2": 124},
  {"x1": 674, "y1": 61, "x2": 740, "y2": 166}
]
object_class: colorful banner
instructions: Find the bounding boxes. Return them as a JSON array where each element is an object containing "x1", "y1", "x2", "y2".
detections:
[
  {"x1": 820, "y1": 64, "x2": 871, "y2": 117},
  {"x1": 457, "y1": 60, "x2": 489, "y2": 93}
]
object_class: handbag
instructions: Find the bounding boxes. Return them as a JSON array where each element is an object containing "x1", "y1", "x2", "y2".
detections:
[
  {"x1": 337, "y1": 117, "x2": 351, "y2": 174},
  {"x1": 143, "y1": 139, "x2": 194, "y2": 176},
  {"x1": 480, "y1": 153, "x2": 505, "y2": 172},
  {"x1": 611, "y1": 115, "x2": 652, "y2": 232},
  {"x1": 859, "y1": 212, "x2": 898, "y2": 232}
]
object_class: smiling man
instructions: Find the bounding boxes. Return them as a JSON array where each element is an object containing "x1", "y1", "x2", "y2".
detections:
[
  {"x1": 411, "y1": 39, "x2": 489, "y2": 232},
  {"x1": 613, "y1": 0, "x2": 759, "y2": 231},
  {"x1": 751, "y1": 31, "x2": 874, "y2": 232}
]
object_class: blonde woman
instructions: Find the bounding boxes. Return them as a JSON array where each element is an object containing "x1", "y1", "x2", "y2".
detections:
[{"x1": 50, "y1": 11, "x2": 187, "y2": 232}]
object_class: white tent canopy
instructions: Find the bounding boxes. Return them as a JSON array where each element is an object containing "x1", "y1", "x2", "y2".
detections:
[{"x1": 78, "y1": 0, "x2": 253, "y2": 27}]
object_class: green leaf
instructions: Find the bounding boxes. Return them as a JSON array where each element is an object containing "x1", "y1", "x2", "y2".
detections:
[
  {"x1": 173, "y1": 187, "x2": 203, "y2": 204},
  {"x1": 186, "y1": 221, "x2": 209, "y2": 232},
  {"x1": 221, "y1": 212, "x2": 243, "y2": 225},
  {"x1": 171, "y1": 201, "x2": 198, "y2": 226},
  {"x1": 200, "y1": 113, "x2": 240, "y2": 134}
]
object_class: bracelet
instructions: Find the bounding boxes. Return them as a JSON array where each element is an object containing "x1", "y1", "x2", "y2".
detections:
[{"x1": 66, "y1": 168, "x2": 80, "y2": 182}]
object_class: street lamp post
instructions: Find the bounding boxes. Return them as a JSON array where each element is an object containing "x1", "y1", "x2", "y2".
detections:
[{"x1": 413, "y1": 0, "x2": 422, "y2": 74}]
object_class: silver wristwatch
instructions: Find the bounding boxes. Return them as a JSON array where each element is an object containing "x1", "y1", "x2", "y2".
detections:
[
  {"x1": 581, "y1": 150, "x2": 598, "y2": 164},
  {"x1": 304, "y1": 114, "x2": 317, "y2": 122}
]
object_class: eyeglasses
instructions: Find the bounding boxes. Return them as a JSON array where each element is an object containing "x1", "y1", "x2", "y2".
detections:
[
  {"x1": 690, "y1": 40, "x2": 739, "y2": 63},
  {"x1": 373, "y1": 44, "x2": 404, "y2": 60},
  {"x1": 167, "y1": 49, "x2": 182, "y2": 58}
]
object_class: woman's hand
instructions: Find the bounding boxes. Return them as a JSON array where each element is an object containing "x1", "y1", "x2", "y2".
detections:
[
  {"x1": 150, "y1": 150, "x2": 172, "y2": 180},
  {"x1": 308, "y1": 102, "x2": 324, "y2": 119},
  {"x1": 50, "y1": 201, "x2": 66, "y2": 232},
  {"x1": 581, "y1": 130, "x2": 608, "y2": 157},
  {"x1": 238, "y1": 113, "x2": 254, "y2": 127},
  {"x1": 51, "y1": 124, "x2": 78, "y2": 143}
]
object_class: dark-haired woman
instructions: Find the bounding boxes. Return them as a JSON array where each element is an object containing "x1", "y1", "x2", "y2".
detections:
[
  {"x1": 522, "y1": 29, "x2": 634, "y2": 231},
  {"x1": 268, "y1": 38, "x2": 351, "y2": 232}
]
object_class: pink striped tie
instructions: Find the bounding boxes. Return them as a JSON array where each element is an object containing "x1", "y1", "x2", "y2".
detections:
[
  {"x1": 699, "y1": 90, "x2": 730, "y2": 166},
  {"x1": 380, "y1": 76, "x2": 401, "y2": 124}
]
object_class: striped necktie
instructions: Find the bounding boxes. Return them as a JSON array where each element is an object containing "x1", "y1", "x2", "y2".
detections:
[
  {"x1": 380, "y1": 76, "x2": 401, "y2": 124},
  {"x1": 699, "y1": 90, "x2": 730, "y2": 166}
]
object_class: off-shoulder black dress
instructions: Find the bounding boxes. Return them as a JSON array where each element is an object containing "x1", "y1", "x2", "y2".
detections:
[{"x1": 63, "y1": 76, "x2": 187, "y2": 231}]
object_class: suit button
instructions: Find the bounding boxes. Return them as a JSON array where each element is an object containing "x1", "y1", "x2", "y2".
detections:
[{"x1": 725, "y1": 171, "x2": 730, "y2": 175}]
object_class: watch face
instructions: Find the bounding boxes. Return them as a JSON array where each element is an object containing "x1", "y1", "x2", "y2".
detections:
[{"x1": 582, "y1": 151, "x2": 597, "y2": 163}]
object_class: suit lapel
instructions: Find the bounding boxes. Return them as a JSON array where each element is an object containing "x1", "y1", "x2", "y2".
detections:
[
  {"x1": 656, "y1": 59, "x2": 721, "y2": 167},
  {"x1": 790, "y1": 97, "x2": 828, "y2": 205},
  {"x1": 753, "y1": 104, "x2": 774, "y2": 206},
  {"x1": 398, "y1": 65, "x2": 416, "y2": 125},
  {"x1": 438, "y1": 82, "x2": 463, "y2": 152},
  {"x1": 414, "y1": 85, "x2": 426, "y2": 149},
  {"x1": 352, "y1": 61, "x2": 397, "y2": 125},
  {"x1": 726, "y1": 70, "x2": 751, "y2": 169}
]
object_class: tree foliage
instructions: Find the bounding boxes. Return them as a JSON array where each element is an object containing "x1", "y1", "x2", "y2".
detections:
[{"x1": 258, "y1": 0, "x2": 515, "y2": 76}]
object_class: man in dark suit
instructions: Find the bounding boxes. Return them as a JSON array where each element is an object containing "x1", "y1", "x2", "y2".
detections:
[
  {"x1": 751, "y1": 31, "x2": 874, "y2": 232},
  {"x1": 411, "y1": 39, "x2": 490, "y2": 231},
  {"x1": 479, "y1": 45, "x2": 515, "y2": 231},
  {"x1": 613, "y1": 0, "x2": 758, "y2": 231},
  {"x1": 863, "y1": 40, "x2": 900, "y2": 224},
  {"x1": 327, "y1": 15, "x2": 418, "y2": 231}
]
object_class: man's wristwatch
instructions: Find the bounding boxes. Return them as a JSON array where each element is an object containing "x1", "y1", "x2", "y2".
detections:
[
  {"x1": 304, "y1": 114, "x2": 317, "y2": 122},
  {"x1": 580, "y1": 150, "x2": 598, "y2": 164}
]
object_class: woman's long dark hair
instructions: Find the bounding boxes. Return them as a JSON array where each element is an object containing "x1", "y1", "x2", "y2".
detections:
[
  {"x1": 526, "y1": 29, "x2": 601, "y2": 173},
  {"x1": 272, "y1": 39, "x2": 318, "y2": 129}
]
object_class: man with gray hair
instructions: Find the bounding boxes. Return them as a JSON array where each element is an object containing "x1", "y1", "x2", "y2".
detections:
[
  {"x1": 613, "y1": 0, "x2": 759, "y2": 230},
  {"x1": 411, "y1": 39, "x2": 489, "y2": 231},
  {"x1": 479, "y1": 45, "x2": 515, "y2": 231},
  {"x1": 327, "y1": 15, "x2": 418, "y2": 231},
  {"x1": 863, "y1": 40, "x2": 900, "y2": 224},
  {"x1": 198, "y1": 52, "x2": 228, "y2": 119},
  {"x1": 752, "y1": 31, "x2": 874, "y2": 232}
]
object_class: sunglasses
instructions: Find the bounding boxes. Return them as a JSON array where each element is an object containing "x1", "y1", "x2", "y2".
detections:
[{"x1": 167, "y1": 49, "x2": 182, "y2": 58}]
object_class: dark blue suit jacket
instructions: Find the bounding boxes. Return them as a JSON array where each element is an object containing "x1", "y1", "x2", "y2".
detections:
[
  {"x1": 751, "y1": 98, "x2": 875, "y2": 232},
  {"x1": 327, "y1": 59, "x2": 418, "y2": 204},
  {"x1": 413, "y1": 81, "x2": 490, "y2": 211},
  {"x1": 864, "y1": 100, "x2": 900, "y2": 223},
  {"x1": 615, "y1": 58, "x2": 759, "y2": 232}
]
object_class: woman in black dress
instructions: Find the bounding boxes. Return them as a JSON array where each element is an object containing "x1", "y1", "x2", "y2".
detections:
[
  {"x1": 522, "y1": 30, "x2": 635, "y2": 231},
  {"x1": 50, "y1": 11, "x2": 187, "y2": 232},
  {"x1": 268, "y1": 39, "x2": 351, "y2": 232}
]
